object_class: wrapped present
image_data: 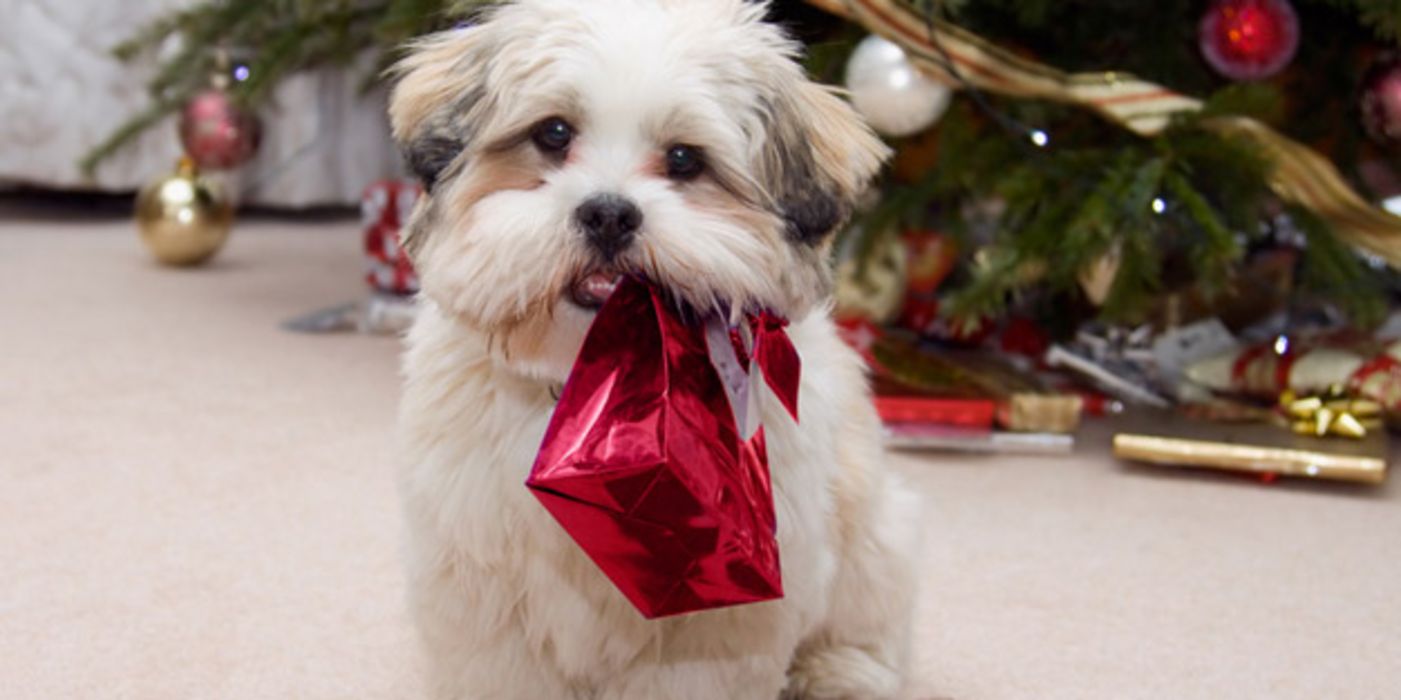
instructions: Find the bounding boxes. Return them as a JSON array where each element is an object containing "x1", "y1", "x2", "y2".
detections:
[
  {"x1": 873, "y1": 388, "x2": 1076, "y2": 454},
  {"x1": 1185, "y1": 340, "x2": 1363, "y2": 399},
  {"x1": 526, "y1": 277, "x2": 798, "y2": 619},
  {"x1": 873, "y1": 394, "x2": 997, "y2": 429},
  {"x1": 1186, "y1": 339, "x2": 1401, "y2": 414},
  {"x1": 1045, "y1": 323, "x2": 1172, "y2": 408},
  {"x1": 1348, "y1": 351, "x2": 1401, "y2": 415},
  {"x1": 1114, "y1": 410, "x2": 1388, "y2": 485},
  {"x1": 362, "y1": 180, "x2": 422, "y2": 296},
  {"x1": 873, "y1": 336, "x2": 1083, "y2": 434}
]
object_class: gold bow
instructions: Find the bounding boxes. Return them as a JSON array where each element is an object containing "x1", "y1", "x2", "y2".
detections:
[{"x1": 1281, "y1": 388, "x2": 1383, "y2": 440}]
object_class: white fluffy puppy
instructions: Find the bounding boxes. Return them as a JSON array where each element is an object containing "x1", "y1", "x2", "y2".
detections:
[{"x1": 391, "y1": 1, "x2": 920, "y2": 698}]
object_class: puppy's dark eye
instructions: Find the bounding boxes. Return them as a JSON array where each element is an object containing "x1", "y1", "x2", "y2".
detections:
[
  {"x1": 532, "y1": 117, "x2": 574, "y2": 154},
  {"x1": 665, "y1": 145, "x2": 704, "y2": 180}
]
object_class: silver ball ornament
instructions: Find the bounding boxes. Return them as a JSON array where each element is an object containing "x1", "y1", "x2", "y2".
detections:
[{"x1": 844, "y1": 35, "x2": 953, "y2": 137}]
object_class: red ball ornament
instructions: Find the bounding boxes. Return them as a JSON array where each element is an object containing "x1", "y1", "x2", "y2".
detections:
[
  {"x1": 1198, "y1": 0, "x2": 1299, "y2": 82},
  {"x1": 903, "y1": 230, "x2": 957, "y2": 295},
  {"x1": 362, "y1": 180, "x2": 423, "y2": 296},
  {"x1": 1362, "y1": 53, "x2": 1401, "y2": 145},
  {"x1": 179, "y1": 88, "x2": 262, "y2": 170}
]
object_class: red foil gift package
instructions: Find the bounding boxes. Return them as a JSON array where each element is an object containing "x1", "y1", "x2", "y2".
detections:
[{"x1": 526, "y1": 277, "x2": 800, "y2": 619}]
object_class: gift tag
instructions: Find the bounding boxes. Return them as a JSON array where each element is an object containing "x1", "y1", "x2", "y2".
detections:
[
  {"x1": 741, "y1": 356, "x2": 764, "y2": 440},
  {"x1": 706, "y1": 317, "x2": 760, "y2": 439}
]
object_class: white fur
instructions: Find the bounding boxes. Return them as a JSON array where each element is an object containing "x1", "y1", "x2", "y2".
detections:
[
  {"x1": 400, "y1": 304, "x2": 918, "y2": 700},
  {"x1": 393, "y1": 2, "x2": 920, "y2": 698}
]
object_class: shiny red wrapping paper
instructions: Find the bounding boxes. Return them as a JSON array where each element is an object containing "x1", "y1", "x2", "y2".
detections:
[{"x1": 526, "y1": 278, "x2": 799, "y2": 618}]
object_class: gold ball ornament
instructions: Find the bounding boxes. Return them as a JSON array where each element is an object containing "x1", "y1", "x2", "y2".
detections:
[{"x1": 135, "y1": 158, "x2": 233, "y2": 266}]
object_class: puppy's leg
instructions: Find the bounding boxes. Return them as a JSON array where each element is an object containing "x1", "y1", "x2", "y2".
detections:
[
  {"x1": 597, "y1": 602, "x2": 805, "y2": 700},
  {"x1": 601, "y1": 658, "x2": 790, "y2": 700},
  {"x1": 418, "y1": 628, "x2": 575, "y2": 700},
  {"x1": 407, "y1": 540, "x2": 577, "y2": 700},
  {"x1": 785, "y1": 432, "x2": 922, "y2": 699}
]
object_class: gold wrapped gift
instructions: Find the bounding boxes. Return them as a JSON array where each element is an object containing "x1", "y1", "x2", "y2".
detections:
[
  {"x1": 873, "y1": 338, "x2": 1084, "y2": 435},
  {"x1": 1002, "y1": 394, "x2": 1085, "y2": 434},
  {"x1": 1114, "y1": 411, "x2": 1388, "y2": 485}
]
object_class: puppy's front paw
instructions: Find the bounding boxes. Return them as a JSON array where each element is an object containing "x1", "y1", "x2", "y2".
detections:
[{"x1": 783, "y1": 645, "x2": 903, "y2": 700}]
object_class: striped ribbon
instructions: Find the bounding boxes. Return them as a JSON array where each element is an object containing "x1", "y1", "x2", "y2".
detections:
[{"x1": 806, "y1": 0, "x2": 1401, "y2": 268}]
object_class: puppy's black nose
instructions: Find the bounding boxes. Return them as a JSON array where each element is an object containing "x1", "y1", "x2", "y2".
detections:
[{"x1": 576, "y1": 194, "x2": 642, "y2": 260}]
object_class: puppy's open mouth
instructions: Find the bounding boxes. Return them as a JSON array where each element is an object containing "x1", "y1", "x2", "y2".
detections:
[{"x1": 568, "y1": 268, "x2": 623, "y2": 309}]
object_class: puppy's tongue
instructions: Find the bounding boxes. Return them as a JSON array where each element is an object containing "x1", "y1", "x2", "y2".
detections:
[{"x1": 571, "y1": 272, "x2": 621, "y2": 308}]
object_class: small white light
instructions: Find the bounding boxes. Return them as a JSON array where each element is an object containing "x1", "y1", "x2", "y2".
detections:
[
  {"x1": 1385, "y1": 196, "x2": 1401, "y2": 217},
  {"x1": 1306, "y1": 464, "x2": 1320, "y2": 477},
  {"x1": 1273, "y1": 335, "x2": 1290, "y2": 356},
  {"x1": 1151, "y1": 197, "x2": 1167, "y2": 215},
  {"x1": 1029, "y1": 130, "x2": 1049, "y2": 147}
]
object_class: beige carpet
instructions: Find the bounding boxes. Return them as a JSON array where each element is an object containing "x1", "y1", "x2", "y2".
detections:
[{"x1": 3, "y1": 206, "x2": 1400, "y2": 699}]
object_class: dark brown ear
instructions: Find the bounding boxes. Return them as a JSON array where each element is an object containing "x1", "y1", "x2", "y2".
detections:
[
  {"x1": 759, "y1": 80, "x2": 890, "y2": 244},
  {"x1": 388, "y1": 27, "x2": 494, "y2": 191}
]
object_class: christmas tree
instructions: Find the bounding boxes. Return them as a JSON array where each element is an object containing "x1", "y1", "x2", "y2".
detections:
[{"x1": 87, "y1": 0, "x2": 1401, "y2": 332}]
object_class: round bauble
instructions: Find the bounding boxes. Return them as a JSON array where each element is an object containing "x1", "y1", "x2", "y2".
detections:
[
  {"x1": 1362, "y1": 53, "x2": 1401, "y2": 145},
  {"x1": 179, "y1": 88, "x2": 262, "y2": 170},
  {"x1": 1198, "y1": 0, "x2": 1299, "y2": 82},
  {"x1": 835, "y1": 231, "x2": 908, "y2": 324},
  {"x1": 845, "y1": 35, "x2": 953, "y2": 137},
  {"x1": 904, "y1": 230, "x2": 958, "y2": 295},
  {"x1": 135, "y1": 158, "x2": 234, "y2": 266}
]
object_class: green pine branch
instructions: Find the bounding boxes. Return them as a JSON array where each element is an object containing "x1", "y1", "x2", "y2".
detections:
[
  {"x1": 81, "y1": 0, "x2": 501, "y2": 177},
  {"x1": 874, "y1": 78, "x2": 1390, "y2": 327},
  {"x1": 1316, "y1": 0, "x2": 1401, "y2": 42}
]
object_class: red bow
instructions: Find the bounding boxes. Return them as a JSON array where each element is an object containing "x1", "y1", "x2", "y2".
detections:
[{"x1": 748, "y1": 310, "x2": 801, "y2": 421}]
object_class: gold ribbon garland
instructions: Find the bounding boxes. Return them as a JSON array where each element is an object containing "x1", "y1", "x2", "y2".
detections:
[{"x1": 807, "y1": 0, "x2": 1401, "y2": 269}]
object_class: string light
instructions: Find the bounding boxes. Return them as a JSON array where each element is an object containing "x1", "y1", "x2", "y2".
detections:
[
  {"x1": 917, "y1": 0, "x2": 1050, "y2": 153},
  {"x1": 1152, "y1": 197, "x2": 1167, "y2": 214}
]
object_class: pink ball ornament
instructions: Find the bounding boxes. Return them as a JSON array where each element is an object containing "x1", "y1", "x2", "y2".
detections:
[
  {"x1": 179, "y1": 88, "x2": 262, "y2": 171},
  {"x1": 1198, "y1": 0, "x2": 1300, "y2": 82},
  {"x1": 1362, "y1": 54, "x2": 1401, "y2": 145}
]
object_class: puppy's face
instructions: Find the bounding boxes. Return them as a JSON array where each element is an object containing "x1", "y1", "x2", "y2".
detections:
[{"x1": 390, "y1": 0, "x2": 887, "y2": 381}]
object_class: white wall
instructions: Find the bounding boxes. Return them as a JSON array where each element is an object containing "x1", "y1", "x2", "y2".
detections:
[{"x1": 0, "y1": 0, "x2": 403, "y2": 207}]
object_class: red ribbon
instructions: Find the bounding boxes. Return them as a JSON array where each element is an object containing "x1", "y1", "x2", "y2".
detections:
[
  {"x1": 1349, "y1": 353, "x2": 1401, "y2": 390},
  {"x1": 1232, "y1": 343, "x2": 1297, "y2": 395},
  {"x1": 748, "y1": 311, "x2": 801, "y2": 422}
]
